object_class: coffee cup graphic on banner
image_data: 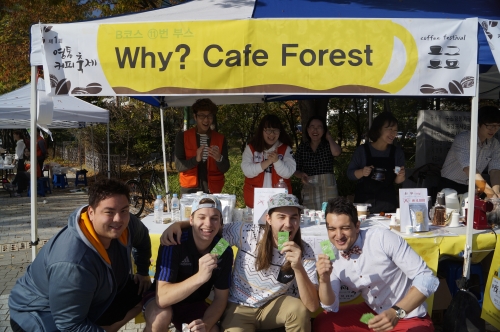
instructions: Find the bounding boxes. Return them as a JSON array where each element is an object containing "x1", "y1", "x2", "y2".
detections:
[
  {"x1": 445, "y1": 46, "x2": 460, "y2": 55},
  {"x1": 445, "y1": 59, "x2": 460, "y2": 69},
  {"x1": 429, "y1": 45, "x2": 442, "y2": 55},
  {"x1": 428, "y1": 59, "x2": 441, "y2": 69}
]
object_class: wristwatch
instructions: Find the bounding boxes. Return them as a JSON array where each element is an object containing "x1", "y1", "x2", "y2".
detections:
[{"x1": 391, "y1": 305, "x2": 407, "y2": 319}]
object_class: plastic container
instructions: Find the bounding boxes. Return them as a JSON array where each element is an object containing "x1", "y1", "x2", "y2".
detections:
[
  {"x1": 274, "y1": 178, "x2": 288, "y2": 194},
  {"x1": 154, "y1": 195, "x2": 164, "y2": 224},
  {"x1": 214, "y1": 194, "x2": 236, "y2": 224},
  {"x1": 171, "y1": 194, "x2": 180, "y2": 222}
]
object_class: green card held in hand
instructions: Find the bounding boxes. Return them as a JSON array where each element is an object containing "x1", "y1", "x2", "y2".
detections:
[
  {"x1": 360, "y1": 313, "x2": 375, "y2": 324},
  {"x1": 210, "y1": 238, "x2": 230, "y2": 256},
  {"x1": 320, "y1": 240, "x2": 336, "y2": 260},
  {"x1": 278, "y1": 231, "x2": 289, "y2": 251}
]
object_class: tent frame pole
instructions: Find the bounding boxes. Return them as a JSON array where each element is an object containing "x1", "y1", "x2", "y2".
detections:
[
  {"x1": 464, "y1": 65, "x2": 480, "y2": 280},
  {"x1": 107, "y1": 121, "x2": 111, "y2": 179},
  {"x1": 30, "y1": 66, "x2": 39, "y2": 260},
  {"x1": 160, "y1": 98, "x2": 169, "y2": 198}
]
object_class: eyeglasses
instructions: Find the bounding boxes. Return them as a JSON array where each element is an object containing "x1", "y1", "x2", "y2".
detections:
[
  {"x1": 484, "y1": 124, "x2": 500, "y2": 130},
  {"x1": 264, "y1": 128, "x2": 280, "y2": 135},
  {"x1": 196, "y1": 114, "x2": 214, "y2": 120}
]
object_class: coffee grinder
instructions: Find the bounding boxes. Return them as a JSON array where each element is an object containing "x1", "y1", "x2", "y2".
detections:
[
  {"x1": 465, "y1": 179, "x2": 494, "y2": 230},
  {"x1": 472, "y1": 196, "x2": 493, "y2": 230}
]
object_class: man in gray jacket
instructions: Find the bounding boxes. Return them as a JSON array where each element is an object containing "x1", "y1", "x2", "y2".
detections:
[{"x1": 9, "y1": 179, "x2": 152, "y2": 332}]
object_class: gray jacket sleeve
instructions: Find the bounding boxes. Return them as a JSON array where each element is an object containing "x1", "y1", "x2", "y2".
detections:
[
  {"x1": 175, "y1": 130, "x2": 199, "y2": 172},
  {"x1": 48, "y1": 263, "x2": 106, "y2": 331},
  {"x1": 128, "y1": 214, "x2": 151, "y2": 276},
  {"x1": 347, "y1": 145, "x2": 366, "y2": 181}
]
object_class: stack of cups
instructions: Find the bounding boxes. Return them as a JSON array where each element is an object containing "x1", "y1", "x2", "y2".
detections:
[{"x1": 356, "y1": 204, "x2": 368, "y2": 222}]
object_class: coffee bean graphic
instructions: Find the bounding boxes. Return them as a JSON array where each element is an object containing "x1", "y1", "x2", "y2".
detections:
[
  {"x1": 432, "y1": 88, "x2": 448, "y2": 94},
  {"x1": 50, "y1": 74, "x2": 58, "y2": 88},
  {"x1": 86, "y1": 83, "x2": 102, "y2": 94},
  {"x1": 71, "y1": 87, "x2": 89, "y2": 94},
  {"x1": 55, "y1": 79, "x2": 71, "y2": 95},
  {"x1": 460, "y1": 76, "x2": 474, "y2": 88},
  {"x1": 482, "y1": 21, "x2": 489, "y2": 30},
  {"x1": 448, "y1": 80, "x2": 464, "y2": 94},
  {"x1": 420, "y1": 84, "x2": 435, "y2": 94},
  {"x1": 44, "y1": 26, "x2": 53, "y2": 32}
]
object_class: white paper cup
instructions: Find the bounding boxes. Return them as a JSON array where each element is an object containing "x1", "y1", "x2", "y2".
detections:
[
  {"x1": 308, "y1": 210, "x2": 316, "y2": 218},
  {"x1": 406, "y1": 225, "x2": 414, "y2": 234},
  {"x1": 390, "y1": 215, "x2": 397, "y2": 225},
  {"x1": 396, "y1": 208, "x2": 401, "y2": 221},
  {"x1": 356, "y1": 204, "x2": 368, "y2": 212},
  {"x1": 449, "y1": 212, "x2": 460, "y2": 227}
]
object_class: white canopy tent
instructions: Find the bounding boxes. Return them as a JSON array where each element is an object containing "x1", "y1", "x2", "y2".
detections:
[
  {"x1": 0, "y1": 80, "x2": 109, "y2": 123},
  {"x1": 0, "y1": 79, "x2": 110, "y2": 260}
]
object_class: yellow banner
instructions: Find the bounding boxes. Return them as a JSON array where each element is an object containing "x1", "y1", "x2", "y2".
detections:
[
  {"x1": 97, "y1": 19, "x2": 418, "y2": 95},
  {"x1": 481, "y1": 236, "x2": 500, "y2": 329}
]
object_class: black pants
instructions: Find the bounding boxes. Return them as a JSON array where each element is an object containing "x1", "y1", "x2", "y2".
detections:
[{"x1": 10, "y1": 319, "x2": 26, "y2": 332}]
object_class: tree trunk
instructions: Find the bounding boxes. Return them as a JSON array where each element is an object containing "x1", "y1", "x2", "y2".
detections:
[{"x1": 298, "y1": 99, "x2": 330, "y2": 141}]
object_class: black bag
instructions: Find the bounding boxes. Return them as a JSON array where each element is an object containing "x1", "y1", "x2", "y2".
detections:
[{"x1": 443, "y1": 277, "x2": 485, "y2": 332}]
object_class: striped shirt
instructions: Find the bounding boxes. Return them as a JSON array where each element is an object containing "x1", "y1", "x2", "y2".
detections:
[
  {"x1": 199, "y1": 133, "x2": 209, "y2": 162},
  {"x1": 223, "y1": 222, "x2": 318, "y2": 308},
  {"x1": 441, "y1": 131, "x2": 500, "y2": 185}
]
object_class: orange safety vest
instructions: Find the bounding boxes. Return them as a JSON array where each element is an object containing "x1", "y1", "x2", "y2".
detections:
[
  {"x1": 179, "y1": 128, "x2": 225, "y2": 193},
  {"x1": 243, "y1": 143, "x2": 292, "y2": 208}
]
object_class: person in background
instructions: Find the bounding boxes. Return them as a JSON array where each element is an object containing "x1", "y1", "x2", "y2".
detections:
[
  {"x1": 10, "y1": 131, "x2": 27, "y2": 196},
  {"x1": 9, "y1": 179, "x2": 152, "y2": 332},
  {"x1": 143, "y1": 196, "x2": 233, "y2": 332},
  {"x1": 175, "y1": 98, "x2": 230, "y2": 194},
  {"x1": 440, "y1": 105, "x2": 500, "y2": 197},
  {"x1": 313, "y1": 197, "x2": 438, "y2": 332},
  {"x1": 161, "y1": 193, "x2": 320, "y2": 332},
  {"x1": 294, "y1": 116, "x2": 341, "y2": 210},
  {"x1": 36, "y1": 128, "x2": 48, "y2": 175},
  {"x1": 347, "y1": 112, "x2": 406, "y2": 213},
  {"x1": 241, "y1": 114, "x2": 296, "y2": 207}
]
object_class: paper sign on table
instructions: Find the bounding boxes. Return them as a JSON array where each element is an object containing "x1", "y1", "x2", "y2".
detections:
[
  {"x1": 278, "y1": 231, "x2": 289, "y2": 251},
  {"x1": 360, "y1": 313, "x2": 375, "y2": 324},
  {"x1": 254, "y1": 188, "x2": 286, "y2": 224},
  {"x1": 210, "y1": 238, "x2": 230, "y2": 256},
  {"x1": 320, "y1": 240, "x2": 336, "y2": 260},
  {"x1": 399, "y1": 188, "x2": 429, "y2": 232}
]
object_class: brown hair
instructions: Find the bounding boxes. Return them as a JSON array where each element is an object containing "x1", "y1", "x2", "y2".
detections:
[
  {"x1": 249, "y1": 114, "x2": 293, "y2": 152},
  {"x1": 13, "y1": 130, "x2": 24, "y2": 139},
  {"x1": 367, "y1": 111, "x2": 398, "y2": 143},
  {"x1": 88, "y1": 178, "x2": 130, "y2": 209},
  {"x1": 192, "y1": 98, "x2": 217, "y2": 115},
  {"x1": 255, "y1": 208, "x2": 303, "y2": 272}
]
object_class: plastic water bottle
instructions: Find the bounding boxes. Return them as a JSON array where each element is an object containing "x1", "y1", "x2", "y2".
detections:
[
  {"x1": 171, "y1": 194, "x2": 180, "y2": 222},
  {"x1": 154, "y1": 195, "x2": 164, "y2": 224},
  {"x1": 274, "y1": 178, "x2": 288, "y2": 194}
]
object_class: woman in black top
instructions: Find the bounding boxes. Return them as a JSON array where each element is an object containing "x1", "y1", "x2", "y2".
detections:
[{"x1": 294, "y1": 116, "x2": 341, "y2": 210}]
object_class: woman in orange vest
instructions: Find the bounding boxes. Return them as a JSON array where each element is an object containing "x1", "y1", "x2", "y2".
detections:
[
  {"x1": 175, "y1": 98, "x2": 230, "y2": 194},
  {"x1": 241, "y1": 115, "x2": 296, "y2": 208}
]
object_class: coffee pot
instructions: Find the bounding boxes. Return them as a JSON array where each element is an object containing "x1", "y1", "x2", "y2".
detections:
[{"x1": 371, "y1": 168, "x2": 386, "y2": 181}]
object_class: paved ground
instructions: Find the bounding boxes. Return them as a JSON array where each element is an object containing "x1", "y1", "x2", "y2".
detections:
[
  {"x1": 0, "y1": 172, "x2": 145, "y2": 332},
  {"x1": 0, "y1": 173, "x2": 499, "y2": 332}
]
